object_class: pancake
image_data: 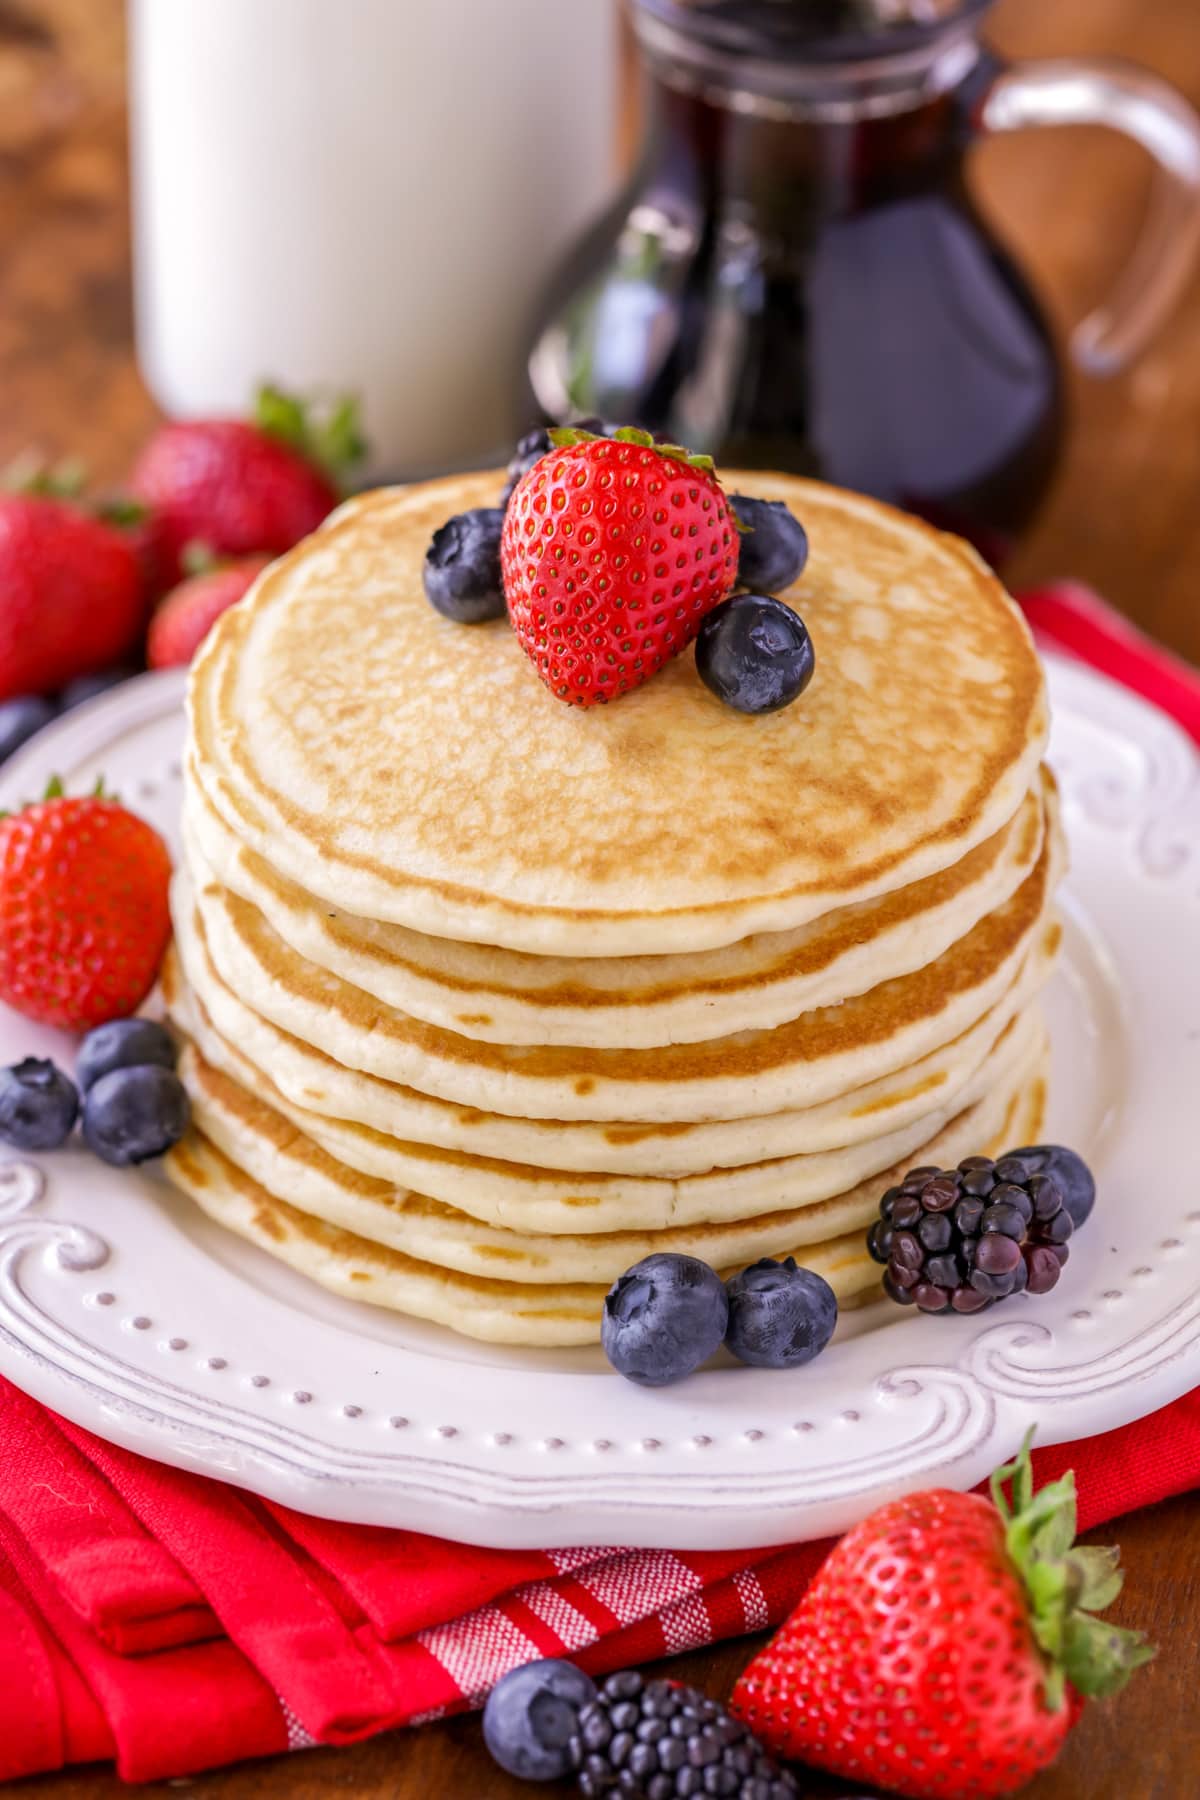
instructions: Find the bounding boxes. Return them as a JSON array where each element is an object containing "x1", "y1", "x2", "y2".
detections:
[
  {"x1": 163, "y1": 908, "x2": 1060, "y2": 1183},
  {"x1": 177, "y1": 1026, "x2": 1047, "y2": 1286},
  {"x1": 165, "y1": 1050, "x2": 1047, "y2": 1345},
  {"x1": 187, "y1": 472, "x2": 1048, "y2": 957},
  {"x1": 178, "y1": 809, "x2": 1061, "y2": 1124},
  {"x1": 167, "y1": 937, "x2": 1052, "y2": 1233},
  {"x1": 182, "y1": 760, "x2": 1049, "y2": 1049}
]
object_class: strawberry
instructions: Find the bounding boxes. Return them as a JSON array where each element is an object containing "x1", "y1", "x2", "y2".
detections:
[
  {"x1": 130, "y1": 385, "x2": 363, "y2": 583},
  {"x1": 0, "y1": 494, "x2": 143, "y2": 702},
  {"x1": 501, "y1": 426, "x2": 738, "y2": 705},
  {"x1": 0, "y1": 779, "x2": 172, "y2": 1031},
  {"x1": 98, "y1": 496, "x2": 172, "y2": 609},
  {"x1": 147, "y1": 554, "x2": 271, "y2": 669},
  {"x1": 731, "y1": 1436, "x2": 1153, "y2": 1799}
]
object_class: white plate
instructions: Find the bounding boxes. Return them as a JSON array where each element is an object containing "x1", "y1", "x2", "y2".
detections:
[{"x1": 0, "y1": 658, "x2": 1197, "y2": 1550}]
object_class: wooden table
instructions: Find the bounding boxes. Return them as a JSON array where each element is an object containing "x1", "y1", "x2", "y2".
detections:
[{"x1": 1, "y1": 1, "x2": 1198, "y2": 1795}]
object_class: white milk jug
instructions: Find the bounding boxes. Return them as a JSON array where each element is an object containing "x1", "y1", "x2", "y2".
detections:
[{"x1": 129, "y1": 0, "x2": 618, "y2": 477}]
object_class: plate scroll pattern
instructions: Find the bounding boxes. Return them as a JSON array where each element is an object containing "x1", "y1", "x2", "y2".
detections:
[{"x1": 0, "y1": 658, "x2": 1196, "y2": 1549}]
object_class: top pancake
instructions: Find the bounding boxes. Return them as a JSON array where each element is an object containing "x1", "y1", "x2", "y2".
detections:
[{"x1": 188, "y1": 471, "x2": 1048, "y2": 957}]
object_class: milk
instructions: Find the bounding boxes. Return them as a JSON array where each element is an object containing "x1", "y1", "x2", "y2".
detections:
[{"x1": 128, "y1": 0, "x2": 618, "y2": 477}]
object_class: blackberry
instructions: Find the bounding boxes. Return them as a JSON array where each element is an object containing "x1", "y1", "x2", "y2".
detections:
[
  {"x1": 868, "y1": 1150, "x2": 1082, "y2": 1313},
  {"x1": 569, "y1": 1671, "x2": 797, "y2": 1799}
]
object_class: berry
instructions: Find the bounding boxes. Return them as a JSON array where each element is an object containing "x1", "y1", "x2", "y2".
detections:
[
  {"x1": 76, "y1": 1018, "x2": 177, "y2": 1093},
  {"x1": 0, "y1": 494, "x2": 143, "y2": 701},
  {"x1": 724, "y1": 1257, "x2": 837, "y2": 1369},
  {"x1": 82, "y1": 1064, "x2": 190, "y2": 1166},
  {"x1": 502, "y1": 427, "x2": 737, "y2": 706},
  {"x1": 483, "y1": 1657, "x2": 597, "y2": 1782},
  {"x1": 602, "y1": 1253, "x2": 728, "y2": 1386},
  {"x1": 571, "y1": 1671, "x2": 797, "y2": 1800},
  {"x1": 0, "y1": 1058, "x2": 78, "y2": 1150},
  {"x1": 728, "y1": 495, "x2": 809, "y2": 592},
  {"x1": 422, "y1": 510, "x2": 506, "y2": 623},
  {"x1": 868, "y1": 1150, "x2": 1088, "y2": 1315},
  {"x1": 731, "y1": 1436, "x2": 1152, "y2": 1799},
  {"x1": 695, "y1": 594, "x2": 815, "y2": 714},
  {"x1": 0, "y1": 783, "x2": 172, "y2": 1032},
  {"x1": 147, "y1": 556, "x2": 271, "y2": 668},
  {"x1": 60, "y1": 669, "x2": 132, "y2": 711},
  {"x1": 130, "y1": 386, "x2": 361, "y2": 583},
  {"x1": 0, "y1": 696, "x2": 55, "y2": 765},
  {"x1": 501, "y1": 418, "x2": 609, "y2": 506},
  {"x1": 1009, "y1": 1144, "x2": 1096, "y2": 1228}
]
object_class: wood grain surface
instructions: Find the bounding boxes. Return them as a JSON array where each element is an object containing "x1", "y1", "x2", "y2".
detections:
[{"x1": 1, "y1": 1, "x2": 1198, "y2": 1795}]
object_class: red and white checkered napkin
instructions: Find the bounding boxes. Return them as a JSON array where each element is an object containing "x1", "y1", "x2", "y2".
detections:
[{"x1": 1, "y1": 584, "x2": 1198, "y2": 1783}]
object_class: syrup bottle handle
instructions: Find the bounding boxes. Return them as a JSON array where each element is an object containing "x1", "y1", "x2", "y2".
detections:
[{"x1": 979, "y1": 57, "x2": 1200, "y2": 375}]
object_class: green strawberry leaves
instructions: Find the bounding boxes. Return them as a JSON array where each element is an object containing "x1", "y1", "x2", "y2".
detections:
[
  {"x1": 3, "y1": 453, "x2": 87, "y2": 500},
  {"x1": 991, "y1": 1431, "x2": 1156, "y2": 1709},
  {"x1": 547, "y1": 424, "x2": 716, "y2": 475},
  {"x1": 0, "y1": 773, "x2": 107, "y2": 823},
  {"x1": 254, "y1": 384, "x2": 367, "y2": 489}
]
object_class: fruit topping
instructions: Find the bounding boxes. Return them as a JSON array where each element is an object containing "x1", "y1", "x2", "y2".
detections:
[
  {"x1": 868, "y1": 1150, "x2": 1087, "y2": 1313},
  {"x1": 724, "y1": 1257, "x2": 837, "y2": 1369},
  {"x1": 571, "y1": 1670, "x2": 798, "y2": 1799},
  {"x1": 1007, "y1": 1142, "x2": 1096, "y2": 1228},
  {"x1": 501, "y1": 418, "x2": 610, "y2": 507},
  {"x1": 601, "y1": 1252, "x2": 728, "y2": 1387},
  {"x1": 728, "y1": 494, "x2": 809, "y2": 592},
  {"x1": 483, "y1": 1657, "x2": 598, "y2": 1783},
  {"x1": 694, "y1": 593, "x2": 815, "y2": 715},
  {"x1": 731, "y1": 1433, "x2": 1153, "y2": 1798},
  {"x1": 0, "y1": 696, "x2": 55, "y2": 766},
  {"x1": 0, "y1": 779, "x2": 172, "y2": 1032},
  {"x1": 76, "y1": 1018, "x2": 177, "y2": 1093},
  {"x1": 81, "y1": 1063, "x2": 190, "y2": 1167},
  {"x1": 423, "y1": 508, "x2": 506, "y2": 622},
  {"x1": 0, "y1": 1058, "x2": 79, "y2": 1151},
  {"x1": 130, "y1": 385, "x2": 362, "y2": 584},
  {"x1": 0, "y1": 492, "x2": 143, "y2": 702},
  {"x1": 501, "y1": 427, "x2": 737, "y2": 706},
  {"x1": 148, "y1": 555, "x2": 271, "y2": 668}
]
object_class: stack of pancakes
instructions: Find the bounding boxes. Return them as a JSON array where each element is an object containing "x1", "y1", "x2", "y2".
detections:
[{"x1": 164, "y1": 472, "x2": 1062, "y2": 1345}]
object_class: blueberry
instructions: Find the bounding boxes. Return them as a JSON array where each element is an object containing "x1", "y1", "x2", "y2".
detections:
[
  {"x1": 60, "y1": 668, "x2": 133, "y2": 710},
  {"x1": 695, "y1": 594, "x2": 815, "y2": 715},
  {"x1": 0, "y1": 696, "x2": 55, "y2": 766},
  {"x1": 422, "y1": 508, "x2": 506, "y2": 623},
  {"x1": 483, "y1": 1657, "x2": 597, "y2": 1782},
  {"x1": 0, "y1": 1058, "x2": 78, "y2": 1150},
  {"x1": 602, "y1": 1253, "x2": 728, "y2": 1386},
  {"x1": 729, "y1": 496, "x2": 809, "y2": 592},
  {"x1": 82, "y1": 1065, "x2": 189, "y2": 1166},
  {"x1": 1010, "y1": 1144, "x2": 1096, "y2": 1228},
  {"x1": 76, "y1": 1018, "x2": 177, "y2": 1093},
  {"x1": 724, "y1": 1257, "x2": 838, "y2": 1369}
]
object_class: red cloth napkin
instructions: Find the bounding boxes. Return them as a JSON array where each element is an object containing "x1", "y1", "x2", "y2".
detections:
[{"x1": 0, "y1": 582, "x2": 1197, "y2": 1784}]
